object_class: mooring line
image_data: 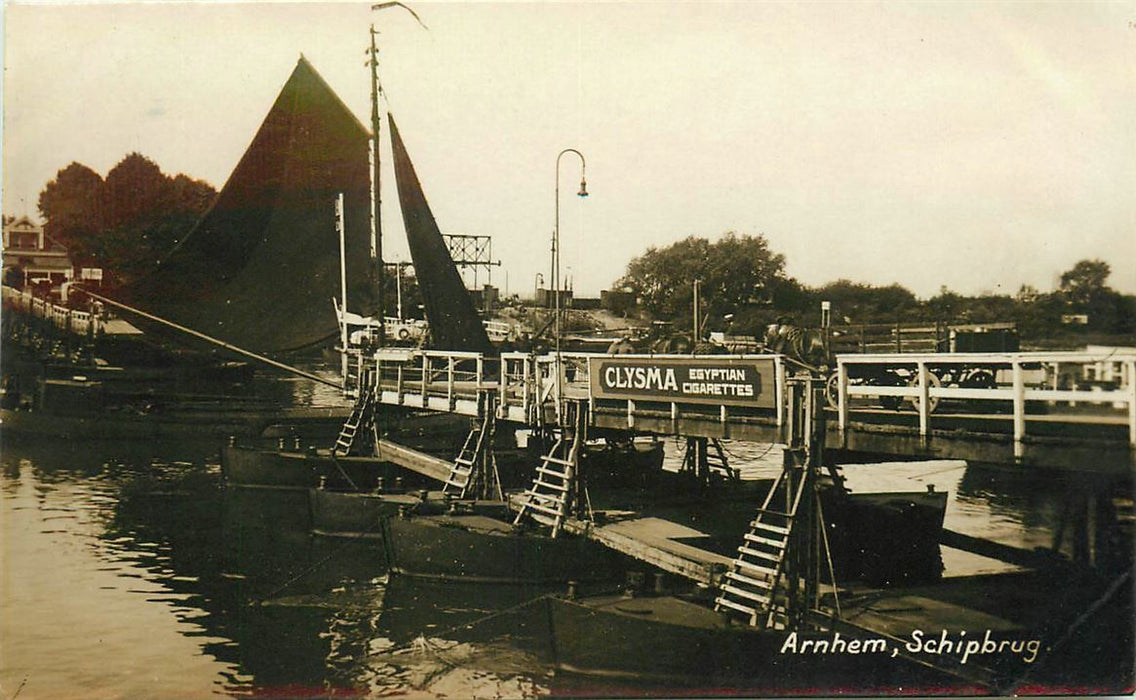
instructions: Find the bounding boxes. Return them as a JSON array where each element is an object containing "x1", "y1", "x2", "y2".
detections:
[
  {"x1": 369, "y1": 577, "x2": 633, "y2": 663},
  {"x1": 326, "y1": 452, "x2": 361, "y2": 492},
  {"x1": 251, "y1": 512, "x2": 393, "y2": 605},
  {"x1": 365, "y1": 587, "x2": 608, "y2": 662}
]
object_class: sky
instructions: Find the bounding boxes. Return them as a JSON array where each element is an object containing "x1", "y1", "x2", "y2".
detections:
[{"x1": 3, "y1": 1, "x2": 1134, "y2": 299}]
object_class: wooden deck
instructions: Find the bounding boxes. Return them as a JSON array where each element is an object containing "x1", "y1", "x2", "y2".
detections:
[{"x1": 563, "y1": 515, "x2": 733, "y2": 586}]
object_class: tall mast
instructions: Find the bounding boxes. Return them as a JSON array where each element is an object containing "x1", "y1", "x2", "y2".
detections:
[{"x1": 369, "y1": 25, "x2": 385, "y2": 345}]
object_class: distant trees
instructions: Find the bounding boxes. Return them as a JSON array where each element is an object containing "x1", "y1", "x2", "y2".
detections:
[
  {"x1": 614, "y1": 235, "x2": 1134, "y2": 343},
  {"x1": 617, "y1": 232, "x2": 787, "y2": 330},
  {"x1": 36, "y1": 153, "x2": 216, "y2": 287},
  {"x1": 1060, "y1": 259, "x2": 1111, "y2": 305},
  {"x1": 1055, "y1": 259, "x2": 1135, "y2": 335}
]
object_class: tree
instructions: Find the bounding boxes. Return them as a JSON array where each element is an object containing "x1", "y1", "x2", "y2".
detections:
[
  {"x1": 103, "y1": 153, "x2": 168, "y2": 230},
  {"x1": 617, "y1": 232, "x2": 787, "y2": 328},
  {"x1": 36, "y1": 154, "x2": 216, "y2": 287},
  {"x1": 1059, "y1": 259, "x2": 1111, "y2": 306},
  {"x1": 36, "y1": 162, "x2": 105, "y2": 254},
  {"x1": 815, "y1": 279, "x2": 919, "y2": 323}
]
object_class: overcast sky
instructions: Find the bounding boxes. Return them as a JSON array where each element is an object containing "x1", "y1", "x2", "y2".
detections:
[{"x1": 3, "y1": 1, "x2": 1134, "y2": 298}]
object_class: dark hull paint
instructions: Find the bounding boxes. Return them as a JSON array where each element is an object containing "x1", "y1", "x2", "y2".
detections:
[
  {"x1": 386, "y1": 513, "x2": 627, "y2": 584},
  {"x1": 546, "y1": 594, "x2": 954, "y2": 690},
  {"x1": 827, "y1": 489, "x2": 949, "y2": 585},
  {"x1": 308, "y1": 488, "x2": 419, "y2": 538},
  {"x1": 0, "y1": 406, "x2": 347, "y2": 441},
  {"x1": 221, "y1": 443, "x2": 427, "y2": 491}
]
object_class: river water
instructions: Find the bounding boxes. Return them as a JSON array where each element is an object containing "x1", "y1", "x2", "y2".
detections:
[{"x1": 1, "y1": 376, "x2": 1130, "y2": 698}]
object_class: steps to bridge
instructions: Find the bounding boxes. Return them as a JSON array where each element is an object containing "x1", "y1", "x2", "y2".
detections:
[
  {"x1": 332, "y1": 368, "x2": 377, "y2": 457},
  {"x1": 443, "y1": 392, "x2": 502, "y2": 500},
  {"x1": 513, "y1": 400, "x2": 585, "y2": 538},
  {"x1": 714, "y1": 460, "x2": 808, "y2": 628},
  {"x1": 715, "y1": 378, "x2": 836, "y2": 630}
]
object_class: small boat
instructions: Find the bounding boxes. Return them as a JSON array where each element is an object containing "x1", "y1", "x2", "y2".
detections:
[
  {"x1": 543, "y1": 583, "x2": 1003, "y2": 691},
  {"x1": 220, "y1": 411, "x2": 474, "y2": 489},
  {"x1": 308, "y1": 487, "x2": 424, "y2": 539},
  {"x1": 823, "y1": 485, "x2": 949, "y2": 586},
  {"x1": 385, "y1": 506, "x2": 628, "y2": 584},
  {"x1": 0, "y1": 376, "x2": 350, "y2": 440}
]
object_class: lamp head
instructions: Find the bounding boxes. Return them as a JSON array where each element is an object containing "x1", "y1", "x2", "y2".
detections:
[{"x1": 577, "y1": 178, "x2": 589, "y2": 198}]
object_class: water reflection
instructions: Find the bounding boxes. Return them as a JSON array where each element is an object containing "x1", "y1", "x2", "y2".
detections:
[{"x1": 1, "y1": 435, "x2": 1131, "y2": 696}]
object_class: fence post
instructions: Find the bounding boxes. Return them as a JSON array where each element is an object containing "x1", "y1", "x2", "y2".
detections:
[
  {"x1": 447, "y1": 355, "x2": 455, "y2": 410},
  {"x1": 917, "y1": 360, "x2": 930, "y2": 438},
  {"x1": 1127, "y1": 359, "x2": 1136, "y2": 448},
  {"x1": 775, "y1": 356, "x2": 785, "y2": 427},
  {"x1": 837, "y1": 360, "x2": 849, "y2": 435},
  {"x1": 421, "y1": 353, "x2": 428, "y2": 404},
  {"x1": 1012, "y1": 358, "x2": 1026, "y2": 458}
]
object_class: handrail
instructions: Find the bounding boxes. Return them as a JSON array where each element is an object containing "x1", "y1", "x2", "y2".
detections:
[{"x1": 834, "y1": 353, "x2": 1136, "y2": 453}]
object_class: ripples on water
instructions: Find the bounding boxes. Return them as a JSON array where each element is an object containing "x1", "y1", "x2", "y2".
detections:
[{"x1": 1, "y1": 422, "x2": 1128, "y2": 697}]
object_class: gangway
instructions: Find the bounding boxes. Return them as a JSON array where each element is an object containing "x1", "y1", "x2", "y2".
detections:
[{"x1": 355, "y1": 346, "x2": 1135, "y2": 473}]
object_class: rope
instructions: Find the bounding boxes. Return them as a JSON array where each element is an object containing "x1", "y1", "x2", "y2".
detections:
[
  {"x1": 326, "y1": 452, "x2": 361, "y2": 492},
  {"x1": 76, "y1": 288, "x2": 342, "y2": 389},
  {"x1": 251, "y1": 509, "x2": 393, "y2": 605},
  {"x1": 814, "y1": 493, "x2": 841, "y2": 619},
  {"x1": 366, "y1": 591, "x2": 564, "y2": 661}
]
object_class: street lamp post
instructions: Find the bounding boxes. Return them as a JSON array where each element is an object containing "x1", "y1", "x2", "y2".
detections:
[{"x1": 553, "y1": 149, "x2": 588, "y2": 415}]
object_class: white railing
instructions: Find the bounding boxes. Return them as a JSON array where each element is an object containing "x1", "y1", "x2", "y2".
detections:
[
  {"x1": 833, "y1": 351, "x2": 1136, "y2": 451},
  {"x1": 371, "y1": 348, "x2": 498, "y2": 415},
  {"x1": 2, "y1": 285, "x2": 103, "y2": 338}
]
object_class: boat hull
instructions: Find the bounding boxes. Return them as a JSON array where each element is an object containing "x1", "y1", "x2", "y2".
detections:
[
  {"x1": 221, "y1": 442, "x2": 429, "y2": 491},
  {"x1": 826, "y1": 489, "x2": 949, "y2": 585},
  {"x1": 308, "y1": 488, "x2": 420, "y2": 539},
  {"x1": 386, "y1": 512, "x2": 627, "y2": 584},
  {"x1": 546, "y1": 594, "x2": 951, "y2": 690},
  {"x1": 0, "y1": 406, "x2": 336, "y2": 441}
]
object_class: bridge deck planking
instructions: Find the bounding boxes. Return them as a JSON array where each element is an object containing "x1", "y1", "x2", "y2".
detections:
[{"x1": 561, "y1": 515, "x2": 733, "y2": 586}]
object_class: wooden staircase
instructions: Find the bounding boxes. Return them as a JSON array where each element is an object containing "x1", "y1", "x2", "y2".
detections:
[
  {"x1": 332, "y1": 370, "x2": 376, "y2": 457},
  {"x1": 513, "y1": 401, "x2": 584, "y2": 537},
  {"x1": 714, "y1": 450, "x2": 809, "y2": 628},
  {"x1": 442, "y1": 392, "x2": 500, "y2": 500}
]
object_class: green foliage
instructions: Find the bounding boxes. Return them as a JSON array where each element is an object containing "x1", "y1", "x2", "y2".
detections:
[
  {"x1": 36, "y1": 154, "x2": 216, "y2": 287},
  {"x1": 37, "y1": 162, "x2": 105, "y2": 251},
  {"x1": 1060, "y1": 259, "x2": 1111, "y2": 305},
  {"x1": 617, "y1": 232, "x2": 786, "y2": 329}
]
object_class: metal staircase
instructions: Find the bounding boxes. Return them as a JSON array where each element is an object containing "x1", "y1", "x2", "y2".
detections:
[{"x1": 513, "y1": 401, "x2": 584, "y2": 537}]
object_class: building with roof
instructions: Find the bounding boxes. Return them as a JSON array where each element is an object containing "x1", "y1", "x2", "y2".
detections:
[{"x1": 2, "y1": 216, "x2": 75, "y2": 289}]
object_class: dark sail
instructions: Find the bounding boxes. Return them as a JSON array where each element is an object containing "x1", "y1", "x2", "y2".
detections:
[
  {"x1": 388, "y1": 114, "x2": 493, "y2": 353},
  {"x1": 123, "y1": 56, "x2": 376, "y2": 354}
]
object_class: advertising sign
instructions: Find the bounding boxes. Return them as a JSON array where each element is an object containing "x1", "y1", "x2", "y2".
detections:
[{"x1": 589, "y1": 357, "x2": 776, "y2": 408}]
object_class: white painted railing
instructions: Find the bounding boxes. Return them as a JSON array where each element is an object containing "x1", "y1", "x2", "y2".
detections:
[
  {"x1": 362, "y1": 346, "x2": 1134, "y2": 453},
  {"x1": 371, "y1": 348, "x2": 497, "y2": 416},
  {"x1": 834, "y1": 351, "x2": 1136, "y2": 450},
  {"x1": 2, "y1": 285, "x2": 103, "y2": 338}
]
